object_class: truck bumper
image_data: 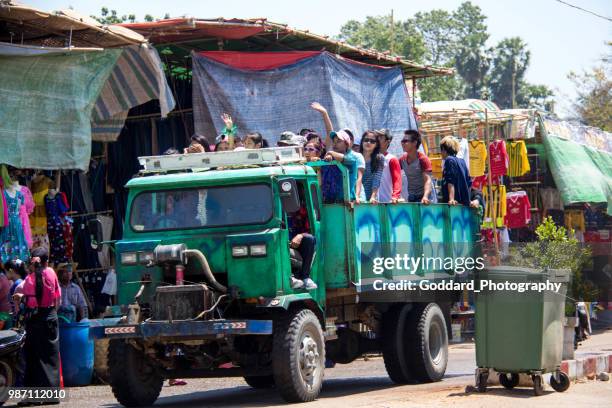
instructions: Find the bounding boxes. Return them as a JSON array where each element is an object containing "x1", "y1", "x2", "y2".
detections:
[{"x1": 90, "y1": 319, "x2": 273, "y2": 340}]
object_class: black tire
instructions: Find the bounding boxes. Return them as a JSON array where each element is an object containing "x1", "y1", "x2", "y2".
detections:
[
  {"x1": 272, "y1": 309, "x2": 325, "y2": 402},
  {"x1": 243, "y1": 375, "x2": 275, "y2": 389},
  {"x1": 532, "y1": 375, "x2": 544, "y2": 396},
  {"x1": 0, "y1": 359, "x2": 14, "y2": 405},
  {"x1": 476, "y1": 372, "x2": 488, "y2": 393},
  {"x1": 108, "y1": 340, "x2": 163, "y2": 407},
  {"x1": 94, "y1": 338, "x2": 110, "y2": 383},
  {"x1": 499, "y1": 373, "x2": 520, "y2": 389},
  {"x1": 407, "y1": 303, "x2": 449, "y2": 382},
  {"x1": 550, "y1": 371, "x2": 570, "y2": 392},
  {"x1": 382, "y1": 304, "x2": 414, "y2": 383}
]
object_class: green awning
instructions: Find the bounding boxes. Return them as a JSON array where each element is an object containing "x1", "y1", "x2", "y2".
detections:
[{"x1": 543, "y1": 134, "x2": 612, "y2": 215}]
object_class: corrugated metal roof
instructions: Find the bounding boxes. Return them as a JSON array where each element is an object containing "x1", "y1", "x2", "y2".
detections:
[
  {"x1": 119, "y1": 17, "x2": 453, "y2": 78},
  {"x1": 0, "y1": 1, "x2": 145, "y2": 48}
]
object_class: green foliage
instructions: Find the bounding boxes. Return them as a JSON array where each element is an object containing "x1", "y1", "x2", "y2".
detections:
[
  {"x1": 488, "y1": 37, "x2": 530, "y2": 108},
  {"x1": 568, "y1": 45, "x2": 612, "y2": 131},
  {"x1": 91, "y1": 7, "x2": 169, "y2": 24},
  {"x1": 507, "y1": 217, "x2": 596, "y2": 315},
  {"x1": 338, "y1": 16, "x2": 426, "y2": 63},
  {"x1": 517, "y1": 82, "x2": 555, "y2": 110}
]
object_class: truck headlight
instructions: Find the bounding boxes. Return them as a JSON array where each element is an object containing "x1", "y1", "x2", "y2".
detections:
[
  {"x1": 232, "y1": 245, "x2": 248, "y2": 257},
  {"x1": 139, "y1": 251, "x2": 155, "y2": 264},
  {"x1": 120, "y1": 252, "x2": 138, "y2": 265},
  {"x1": 249, "y1": 244, "x2": 267, "y2": 257}
]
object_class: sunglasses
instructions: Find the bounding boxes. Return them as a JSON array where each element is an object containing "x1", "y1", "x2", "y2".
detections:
[
  {"x1": 363, "y1": 138, "x2": 377, "y2": 144},
  {"x1": 401, "y1": 139, "x2": 414, "y2": 144},
  {"x1": 304, "y1": 147, "x2": 318, "y2": 152}
]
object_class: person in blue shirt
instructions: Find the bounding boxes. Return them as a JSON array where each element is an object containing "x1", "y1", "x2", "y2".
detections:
[
  {"x1": 439, "y1": 136, "x2": 471, "y2": 206},
  {"x1": 323, "y1": 130, "x2": 358, "y2": 201}
]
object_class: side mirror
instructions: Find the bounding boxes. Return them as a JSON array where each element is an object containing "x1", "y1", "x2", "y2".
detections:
[
  {"x1": 88, "y1": 219, "x2": 104, "y2": 252},
  {"x1": 277, "y1": 178, "x2": 300, "y2": 214}
]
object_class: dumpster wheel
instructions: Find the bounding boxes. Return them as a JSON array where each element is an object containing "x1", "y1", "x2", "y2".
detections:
[
  {"x1": 532, "y1": 374, "x2": 544, "y2": 396},
  {"x1": 550, "y1": 370, "x2": 570, "y2": 392},
  {"x1": 475, "y1": 368, "x2": 488, "y2": 392},
  {"x1": 499, "y1": 373, "x2": 519, "y2": 389}
]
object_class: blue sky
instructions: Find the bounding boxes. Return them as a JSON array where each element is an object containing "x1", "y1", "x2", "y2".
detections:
[{"x1": 30, "y1": 0, "x2": 611, "y2": 117}]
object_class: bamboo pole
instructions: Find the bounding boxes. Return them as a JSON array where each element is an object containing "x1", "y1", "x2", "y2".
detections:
[{"x1": 484, "y1": 109, "x2": 500, "y2": 262}]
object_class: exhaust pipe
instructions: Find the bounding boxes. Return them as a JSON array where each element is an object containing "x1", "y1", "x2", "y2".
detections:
[
  {"x1": 153, "y1": 244, "x2": 227, "y2": 294},
  {"x1": 184, "y1": 249, "x2": 227, "y2": 294}
]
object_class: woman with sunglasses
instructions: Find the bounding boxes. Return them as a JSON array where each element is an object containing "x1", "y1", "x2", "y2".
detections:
[
  {"x1": 359, "y1": 131, "x2": 385, "y2": 203},
  {"x1": 303, "y1": 141, "x2": 322, "y2": 162}
]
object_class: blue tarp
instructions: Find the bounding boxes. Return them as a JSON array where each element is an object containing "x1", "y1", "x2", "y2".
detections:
[{"x1": 192, "y1": 51, "x2": 416, "y2": 156}]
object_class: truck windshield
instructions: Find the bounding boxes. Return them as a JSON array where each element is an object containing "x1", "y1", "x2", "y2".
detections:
[{"x1": 130, "y1": 184, "x2": 273, "y2": 232}]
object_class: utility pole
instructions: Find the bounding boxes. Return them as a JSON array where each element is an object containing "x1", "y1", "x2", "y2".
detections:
[{"x1": 390, "y1": 9, "x2": 394, "y2": 55}]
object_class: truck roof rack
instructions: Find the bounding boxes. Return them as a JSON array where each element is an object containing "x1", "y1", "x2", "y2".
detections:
[{"x1": 138, "y1": 146, "x2": 304, "y2": 173}]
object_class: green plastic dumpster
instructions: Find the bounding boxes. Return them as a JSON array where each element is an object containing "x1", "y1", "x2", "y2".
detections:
[{"x1": 474, "y1": 266, "x2": 571, "y2": 395}]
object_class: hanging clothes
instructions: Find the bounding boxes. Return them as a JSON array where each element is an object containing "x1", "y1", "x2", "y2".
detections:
[
  {"x1": 482, "y1": 184, "x2": 507, "y2": 229},
  {"x1": 45, "y1": 194, "x2": 69, "y2": 264},
  {"x1": 455, "y1": 137, "x2": 470, "y2": 173},
  {"x1": 17, "y1": 185, "x2": 35, "y2": 249},
  {"x1": 505, "y1": 191, "x2": 532, "y2": 229},
  {"x1": 489, "y1": 139, "x2": 508, "y2": 178},
  {"x1": 0, "y1": 190, "x2": 30, "y2": 262},
  {"x1": 468, "y1": 140, "x2": 487, "y2": 177},
  {"x1": 564, "y1": 210, "x2": 586, "y2": 232},
  {"x1": 539, "y1": 188, "x2": 564, "y2": 211},
  {"x1": 30, "y1": 176, "x2": 54, "y2": 236},
  {"x1": 507, "y1": 140, "x2": 530, "y2": 177}
]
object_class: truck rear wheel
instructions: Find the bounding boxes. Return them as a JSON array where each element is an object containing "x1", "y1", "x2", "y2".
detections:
[
  {"x1": 243, "y1": 375, "x2": 275, "y2": 389},
  {"x1": 382, "y1": 304, "x2": 414, "y2": 383},
  {"x1": 108, "y1": 340, "x2": 163, "y2": 407},
  {"x1": 272, "y1": 309, "x2": 325, "y2": 402},
  {"x1": 382, "y1": 303, "x2": 448, "y2": 383},
  {"x1": 407, "y1": 303, "x2": 448, "y2": 382}
]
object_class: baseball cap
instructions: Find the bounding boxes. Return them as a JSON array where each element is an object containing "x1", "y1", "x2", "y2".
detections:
[
  {"x1": 278, "y1": 131, "x2": 306, "y2": 146},
  {"x1": 330, "y1": 129, "x2": 351, "y2": 146}
]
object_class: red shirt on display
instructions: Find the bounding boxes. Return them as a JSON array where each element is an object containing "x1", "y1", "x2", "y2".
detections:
[
  {"x1": 489, "y1": 140, "x2": 508, "y2": 178},
  {"x1": 505, "y1": 194, "x2": 531, "y2": 229}
]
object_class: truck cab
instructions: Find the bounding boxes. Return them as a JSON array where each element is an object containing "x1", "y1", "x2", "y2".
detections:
[{"x1": 92, "y1": 147, "x2": 480, "y2": 406}]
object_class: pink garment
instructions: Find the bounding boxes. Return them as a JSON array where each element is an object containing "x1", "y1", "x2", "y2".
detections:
[
  {"x1": 18, "y1": 186, "x2": 34, "y2": 248},
  {"x1": 22, "y1": 267, "x2": 61, "y2": 309}
]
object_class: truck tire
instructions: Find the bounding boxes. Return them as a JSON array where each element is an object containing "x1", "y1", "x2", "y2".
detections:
[
  {"x1": 272, "y1": 309, "x2": 325, "y2": 402},
  {"x1": 382, "y1": 304, "x2": 414, "y2": 383},
  {"x1": 94, "y1": 338, "x2": 110, "y2": 383},
  {"x1": 243, "y1": 375, "x2": 275, "y2": 389},
  {"x1": 407, "y1": 303, "x2": 448, "y2": 382},
  {"x1": 108, "y1": 340, "x2": 163, "y2": 407}
]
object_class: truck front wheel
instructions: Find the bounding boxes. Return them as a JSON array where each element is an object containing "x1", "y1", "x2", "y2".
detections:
[
  {"x1": 272, "y1": 309, "x2": 325, "y2": 402},
  {"x1": 108, "y1": 340, "x2": 163, "y2": 407},
  {"x1": 243, "y1": 375, "x2": 275, "y2": 388}
]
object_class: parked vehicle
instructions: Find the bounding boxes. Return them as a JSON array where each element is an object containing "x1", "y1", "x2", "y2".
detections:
[
  {"x1": 0, "y1": 327, "x2": 25, "y2": 404},
  {"x1": 90, "y1": 147, "x2": 480, "y2": 406}
]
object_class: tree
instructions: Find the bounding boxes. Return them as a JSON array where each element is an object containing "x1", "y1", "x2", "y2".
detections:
[
  {"x1": 92, "y1": 7, "x2": 135, "y2": 24},
  {"x1": 488, "y1": 37, "x2": 530, "y2": 108},
  {"x1": 413, "y1": 9, "x2": 457, "y2": 66},
  {"x1": 338, "y1": 15, "x2": 426, "y2": 63},
  {"x1": 568, "y1": 45, "x2": 611, "y2": 130},
  {"x1": 453, "y1": 2, "x2": 490, "y2": 98},
  {"x1": 516, "y1": 82, "x2": 555, "y2": 110}
]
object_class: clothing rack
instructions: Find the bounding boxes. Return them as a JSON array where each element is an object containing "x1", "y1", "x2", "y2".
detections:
[
  {"x1": 76, "y1": 266, "x2": 113, "y2": 274},
  {"x1": 71, "y1": 210, "x2": 113, "y2": 219}
]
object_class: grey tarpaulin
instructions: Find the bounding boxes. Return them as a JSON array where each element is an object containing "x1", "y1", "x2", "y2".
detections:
[{"x1": 192, "y1": 51, "x2": 416, "y2": 155}]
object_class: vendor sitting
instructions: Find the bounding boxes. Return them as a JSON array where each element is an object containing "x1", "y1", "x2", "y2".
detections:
[{"x1": 58, "y1": 264, "x2": 88, "y2": 322}]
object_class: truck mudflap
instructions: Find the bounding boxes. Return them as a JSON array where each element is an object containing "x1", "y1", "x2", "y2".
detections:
[{"x1": 90, "y1": 319, "x2": 273, "y2": 340}]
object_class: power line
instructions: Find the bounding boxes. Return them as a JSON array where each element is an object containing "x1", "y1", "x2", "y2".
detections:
[{"x1": 554, "y1": 0, "x2": 612, "y2": 22}]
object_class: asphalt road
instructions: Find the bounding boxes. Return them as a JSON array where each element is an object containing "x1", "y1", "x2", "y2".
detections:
[{"x1": 5, "y1": 330, "x2": 612, "y2": 408}]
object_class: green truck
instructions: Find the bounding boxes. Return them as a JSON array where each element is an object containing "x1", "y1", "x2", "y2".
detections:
[{"x1": 90, "y1": 147, "x2": 480, "y2": 406}]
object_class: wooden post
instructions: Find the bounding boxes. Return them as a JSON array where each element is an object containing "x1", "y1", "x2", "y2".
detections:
[{"x1": 484, "y1": 109, "x2": 500, "y2": 262}]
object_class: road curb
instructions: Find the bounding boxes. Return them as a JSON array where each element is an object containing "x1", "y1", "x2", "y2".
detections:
[{"x1": 487, "y1": 352, "x2": 612, "y2": 387}]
